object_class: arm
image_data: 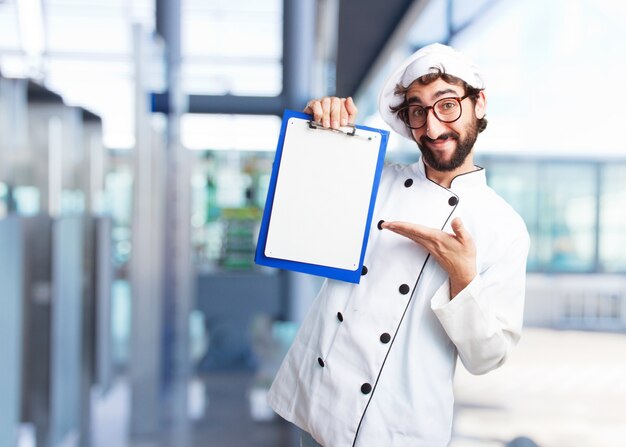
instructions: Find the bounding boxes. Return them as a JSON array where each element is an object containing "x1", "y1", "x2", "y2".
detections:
[
  {"x1": 430, "y1": 232, "x2": 529, "y2": 374},
  {"x1": 382, "y1": 217, "x2": 477, "y2": 298},
  {"x1": 383, "y1": 218, "x2": 530, "y2": 375}
]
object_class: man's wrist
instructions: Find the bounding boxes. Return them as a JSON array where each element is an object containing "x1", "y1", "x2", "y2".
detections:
[{"x1": 449, "y1": 271, "x2": 476, "y2": 299}]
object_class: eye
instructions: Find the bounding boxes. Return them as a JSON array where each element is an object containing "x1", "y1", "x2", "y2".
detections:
[
  {"x1": 410, "y1": 106, "x2": 425, "y2": 117},
  {"x1": 436, "y1": 98, "x2": 460, "y2": 116}
]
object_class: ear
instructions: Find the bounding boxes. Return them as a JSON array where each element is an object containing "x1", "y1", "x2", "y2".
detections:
[{"x1": 474, "y1": 91, "x2": 486, "y2": 119}]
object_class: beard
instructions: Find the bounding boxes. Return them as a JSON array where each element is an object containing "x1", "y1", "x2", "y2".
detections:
[{"x1": 417, "y1": 118, "x2": 479, "y2": 172}]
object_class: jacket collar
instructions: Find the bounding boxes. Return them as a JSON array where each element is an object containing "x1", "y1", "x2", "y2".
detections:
[{"x1": 412, "y1": 156, "x2": 486, "y2": 191}]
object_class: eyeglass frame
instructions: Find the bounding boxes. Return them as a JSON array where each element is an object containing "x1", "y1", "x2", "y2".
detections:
[{"x1": 397, "y1": 94, "x2": 471, "y2": 130}]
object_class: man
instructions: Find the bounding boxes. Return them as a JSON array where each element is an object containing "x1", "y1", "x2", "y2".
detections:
[{"x1": 267, "y1": 43, "x2": 530, "y2": 447}]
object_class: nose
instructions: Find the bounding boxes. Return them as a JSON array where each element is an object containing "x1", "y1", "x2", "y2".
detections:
[{"x1": 424, "y1": 108, "x2": 446, "y2": 139}]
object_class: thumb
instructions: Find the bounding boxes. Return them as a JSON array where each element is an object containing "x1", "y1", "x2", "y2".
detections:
[
  {"x1": 451, "y1": 217, "x2": 467, "y2": 240},
  {"x1": 345, "y1": 97, "x2": 358, "y2": 123}
]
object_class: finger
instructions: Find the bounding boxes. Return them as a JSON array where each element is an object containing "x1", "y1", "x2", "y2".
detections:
[
  {"x1": 382, "y1": 221, "x2": 428, "y2": 234},
  {"x1": 345, "y1": 97, "x2": 358, "y2": 125},
  {"x1": 320, "y1": 97, "x2": 332, "y2": 128},
  {"x1": 450, "y1": 217, "x2": 469, "y2": 241},
  {"x1": 330, "y1": 97, "x2": 342, "y2": 129},
  {"x1": 304, "y1": 98, "x2": 318, "y2": 113},
  {"x1": 382, "y1": 221, "x2": 434, "y2": 243},
  {"x1": 305, "y1": 100, "x2": 324, "y2": 124},
  {"x1": 340, "y1": 98, "x2": 349, "y2": 127}
]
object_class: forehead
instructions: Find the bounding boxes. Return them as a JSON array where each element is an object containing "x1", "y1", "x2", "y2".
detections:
[{"x1": 405, "y1": 78, "x2": 464, "y2": 103}]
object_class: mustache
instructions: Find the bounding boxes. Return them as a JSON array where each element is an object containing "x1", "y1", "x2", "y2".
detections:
[{"x1": 420, "y1": 132, "x2": 460, "y2": 144}]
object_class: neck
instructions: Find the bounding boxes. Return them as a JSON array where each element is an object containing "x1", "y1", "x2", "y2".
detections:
[{"x1": 423, "y1": 156, "x2": 476, "y2": 188}]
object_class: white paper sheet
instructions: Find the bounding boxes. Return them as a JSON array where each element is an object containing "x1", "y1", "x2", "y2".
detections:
[{"x1": 264, "y1": 118, "x2": 382, "y2": 270}]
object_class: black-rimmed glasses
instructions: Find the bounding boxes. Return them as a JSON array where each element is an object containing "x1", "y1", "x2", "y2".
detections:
[{"x1": 398, "y1": 94, "x2": 470, "y2": 129}]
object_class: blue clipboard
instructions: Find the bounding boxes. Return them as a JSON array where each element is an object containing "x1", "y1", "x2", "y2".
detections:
[{"x1": 255, "y1": 109, "x2": 388, "y2": 283}]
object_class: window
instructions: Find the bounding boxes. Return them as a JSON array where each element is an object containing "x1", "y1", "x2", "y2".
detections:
[
  {"x1": 599, "y1": 164, "x2": 626, "y2": 272},
  {"x1": 483, "y1": 158, "x2": 613, "y2": 273},
  {"x1": 483, "y1": 160, "x2": 540, "y2": 270},
  {"x1": 536, "y1": 164, "x2": 597, "y2": 272},
  {"x1": 182, "y1": 0, "x2": 282, "y2": 96}
]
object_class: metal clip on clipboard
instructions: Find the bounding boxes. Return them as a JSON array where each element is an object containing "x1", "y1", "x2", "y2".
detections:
[{"x1": 308, "y1": 120, "x2": 357, "y2": 137}]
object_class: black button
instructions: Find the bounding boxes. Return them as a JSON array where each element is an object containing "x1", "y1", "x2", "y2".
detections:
[
  {"x1": 361, "y1": 265, "x2": 368, "y2": 276},
  {"x1": 318, "y1": 357, "x2": 325, "y2": 367},
  {"x1": 404, "y1": 178, "x2": 413, "y2": 187},
  {"x1": 377, "y1": 219, "x2": 385, "y2": 230},
  {"x1": 399, "y1": 284, "x2": 410, "y2": 295},
  {"x1": 337, "y1": 312, "x2": 344, "y2": 322},
  {"x1": 361, "y1": 383, "x2": 372, "y2": 394},
  {"x1": 448, "y1": 196, "x2": 458, "y2": 206},
  {"x1": 380, "y1": 333, "x2": 391, "y2": 344}
]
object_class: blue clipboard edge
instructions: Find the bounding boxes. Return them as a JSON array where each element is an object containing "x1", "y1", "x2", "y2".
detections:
[{"x1": 254, "y1": 109, "x2": 389, "y2": 284}]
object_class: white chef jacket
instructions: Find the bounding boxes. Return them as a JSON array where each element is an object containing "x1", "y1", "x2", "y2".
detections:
[{"x1": 267, "y1": 157, "x2": 530, "y2": 447}]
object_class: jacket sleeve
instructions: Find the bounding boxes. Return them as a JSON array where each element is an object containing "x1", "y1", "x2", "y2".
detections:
[{"x1": 430, "y1": 231, "x2": 530, "y2": 375}]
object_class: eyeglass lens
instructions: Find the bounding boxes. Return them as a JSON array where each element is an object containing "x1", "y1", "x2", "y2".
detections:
[{"x1": 406, "y1": 97, "x2": 462, "y2": 129}]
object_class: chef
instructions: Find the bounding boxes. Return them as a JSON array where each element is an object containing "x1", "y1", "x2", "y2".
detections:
[{"x1": 267, "y1": 43, "x2": 530, "y2": 447}]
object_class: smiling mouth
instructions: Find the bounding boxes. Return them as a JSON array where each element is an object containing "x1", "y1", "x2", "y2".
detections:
[{"x1": 421, "y1": 133, "x2": 459, "y2": 148}]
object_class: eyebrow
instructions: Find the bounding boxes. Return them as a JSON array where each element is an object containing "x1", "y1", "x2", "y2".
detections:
[{"x1": 406, "y1": 88, "x2": 460, "y2": 105}]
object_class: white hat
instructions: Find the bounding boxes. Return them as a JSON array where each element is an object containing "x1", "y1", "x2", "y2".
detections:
[{"x1": 378, "y1": 43, "x2": 485, "y2": 140}]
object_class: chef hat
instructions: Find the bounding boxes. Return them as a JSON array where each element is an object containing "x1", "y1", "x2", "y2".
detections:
[{"x1": 378, "y1": 43, "x2": 485, "y2": 140}]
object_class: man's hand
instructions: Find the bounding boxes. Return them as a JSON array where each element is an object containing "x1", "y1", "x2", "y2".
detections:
[
  {"x1": 304, "y1": 97, "x2": 358, "y2": 130},
  {"x1": 382, "y1": 217, "x2": 477, "y2": 299}
]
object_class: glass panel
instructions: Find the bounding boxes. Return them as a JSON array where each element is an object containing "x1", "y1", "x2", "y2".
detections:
[
  {"x1": 111, "y1": 279, "x2": 131, "y2": 368},
  {"x1": 486, "y1": 160, "x2": 599, "y2": 273},
  {"x1": 182, "y1": 0, "x2": 282, "y2": 96},
  {"x1": 0, "y1": 218, "x2": 24, "y2": 447},
  {"x1": 16, "y1": 0, "x2": 153, "y2": 148},
  {"x1": 183, "y1": 8, "x2": 281, "y2": 59},
  {"x1": 46, "y1": 15, "x2": 130, "y2": 54},
  {"x1": 0, "y1": 182, "x2": 7, "y2": 218},
  {"x1": 50, "y1": 216, "x2": 83, "y2": 444},
  {"x1": 13, "y1": 186, "x2": 40, "y2": 215},
  {"x1": 44, "y1": 0, "x2": 154, "y2": 52},
  {"x1": 104, "y1": 165, "x2": 133, "y2": 267},
  {"x1": 182, "y1": 60, "x2": 282, "y2": 96},
  {"x1": 0, "y1": 2, "x2": 22, "y2": 50},
  {"x1": 599, "y1": 164, "x2": 626, "y2": 272},
  {"x1": 537, "y1": 164, "x2": 597, "y2": 272},
  {"x1": 45, "y1": 59, "x2": 135, "y2": 149},
  {"x1": 485, "y1": 160, "x2": 540, "y2": 270}
]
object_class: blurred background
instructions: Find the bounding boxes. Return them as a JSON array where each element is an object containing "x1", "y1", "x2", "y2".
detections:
[{"x1": 1, "y1": 0, "x2": 625, "y2": 446}]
